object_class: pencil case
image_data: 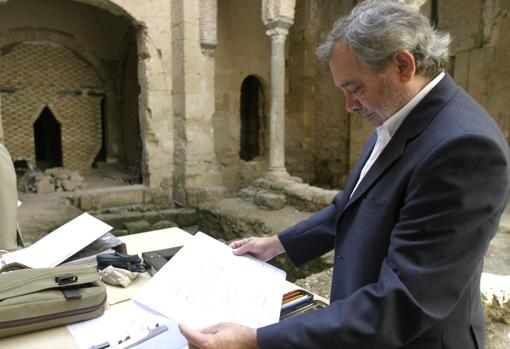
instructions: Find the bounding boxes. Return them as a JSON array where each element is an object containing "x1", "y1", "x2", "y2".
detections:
[{"x1": 0, "y1": 265, "x2": 107, "y2": 338}]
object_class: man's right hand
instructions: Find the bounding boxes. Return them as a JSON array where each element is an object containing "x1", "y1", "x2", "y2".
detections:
[{"x1": 229, "y1": 235, "x2": 285, "y2": 262}]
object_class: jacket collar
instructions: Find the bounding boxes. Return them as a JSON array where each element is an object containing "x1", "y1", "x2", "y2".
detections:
[{"x1": 342, "y1": 74, "x2": 459, "y2": 208}]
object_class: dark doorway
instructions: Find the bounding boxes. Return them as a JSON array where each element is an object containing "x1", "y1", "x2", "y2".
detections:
[
  {"x1": 93, "y1": 96, "x2": 107, "y2": 167},
  {"x1": 33, "y1": 107, "x2": 63, "y2": 170},
  {"x1": 240, "y1": 76, "x2": 262, "y2": 161}
]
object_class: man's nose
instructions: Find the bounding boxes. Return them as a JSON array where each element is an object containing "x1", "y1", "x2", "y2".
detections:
[{"x1": 344, "y1": 92, "x2": 360, "y2": 113}]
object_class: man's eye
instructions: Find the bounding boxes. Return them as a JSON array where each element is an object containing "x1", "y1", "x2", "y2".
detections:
[{"x1": 352, "y1": 86, "x2": 362, "y2": 94}]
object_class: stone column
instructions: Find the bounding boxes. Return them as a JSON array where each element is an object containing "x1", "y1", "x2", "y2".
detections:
[
  {"x1": 266, "y1": 27, "x2": 290, "y2": 179},
  {"x1": 172, "y1": 0, "x2": 225, "y2": 206},
  {"x1": 262, "y1": 0, "x2": 296, "y2": 181}
]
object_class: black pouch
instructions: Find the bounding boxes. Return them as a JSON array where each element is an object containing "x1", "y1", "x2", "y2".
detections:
[{"x1": 96, "y1": 252, "x2": 145, "y2": 272}]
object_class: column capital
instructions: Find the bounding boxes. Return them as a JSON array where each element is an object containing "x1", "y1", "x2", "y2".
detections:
[
  {"x1": 265, "y1": 27, "x2": 289, "y2": 42},
  {"x1": 262, "y1": 0, "x2": 296, "y2": 28},
  {"x1": 199, "y1": 0, "x2": 218, "y2": 56}
]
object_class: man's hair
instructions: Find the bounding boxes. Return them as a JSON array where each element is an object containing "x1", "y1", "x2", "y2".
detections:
[{"x1": 316, "y1": 0, "x2": 451, "y2": 77}]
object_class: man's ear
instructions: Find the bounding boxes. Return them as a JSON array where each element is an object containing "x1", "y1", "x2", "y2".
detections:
[{"x1": 393, "y1": 49, "x2": 416, "y2": 82}]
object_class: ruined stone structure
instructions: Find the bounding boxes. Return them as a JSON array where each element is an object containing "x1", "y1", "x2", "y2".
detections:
[{"x1": 0, "y1": 0, "x2": 509, "y2": 204}]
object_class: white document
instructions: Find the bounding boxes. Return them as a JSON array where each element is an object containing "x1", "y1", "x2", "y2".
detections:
[
  {"x1": 67, "y1": 301, "x2": 188, "y2": 349},
  {"x1": 133, "y1": 232, "x2": 286, "y2": 329},
  {"x1": 0, "y1": 213, "x2": 112, "y2": 268}
]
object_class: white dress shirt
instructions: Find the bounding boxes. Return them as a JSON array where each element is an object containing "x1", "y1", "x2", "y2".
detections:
[{"x1": 350, "y1": 72, "x2": 445, "y2": 197}]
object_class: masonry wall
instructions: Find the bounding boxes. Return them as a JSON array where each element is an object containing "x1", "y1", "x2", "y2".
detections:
[
  {"x1": 310, "y1": 0, "x2": 356, "y2": 188},
  {"x1": 443, "y1": 0, "x2": 510, "y2": 144},
  {"x1": 215, "y1": 0, "x2": 271, "y2": 190},
  {"x1": 0, "y1": 43, "x2": 103, "y2": 172}
]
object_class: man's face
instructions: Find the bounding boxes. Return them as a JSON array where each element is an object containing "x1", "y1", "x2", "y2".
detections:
[{"x1": 329, "y1": 41, "x2": 409, "y2": 127}]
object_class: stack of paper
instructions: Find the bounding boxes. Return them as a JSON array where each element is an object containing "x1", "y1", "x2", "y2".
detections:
[{"x1": 133, "y1": 232, "x2": 287, "y2": 329}]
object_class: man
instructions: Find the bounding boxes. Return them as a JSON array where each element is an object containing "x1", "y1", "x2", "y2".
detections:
[
  {"x1": 0, "y1": 142, "x2": 18, "y2": 251},
  {"x1": 180, "y1": 1, "x2": 510, "y2": 348}
]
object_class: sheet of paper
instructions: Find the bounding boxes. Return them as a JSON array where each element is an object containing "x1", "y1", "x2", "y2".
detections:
[
  {"x1": 0, "y1": 213, "x2": 112, "y2": 268},
  {"x1": 133, "y1": 232, "x2": 286, "y2": 329},
  {"x1": 67, "y1": 301, "x2": 188, "y2": 349}
]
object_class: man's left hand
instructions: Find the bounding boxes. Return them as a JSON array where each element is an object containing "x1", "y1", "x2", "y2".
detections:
[{"x1": 179, "y1": 322, "x2": 259, "y2": 349}]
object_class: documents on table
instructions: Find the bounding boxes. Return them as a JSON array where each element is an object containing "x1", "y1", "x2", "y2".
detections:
[
  {"x1": 133, "y1": 232, "x2": 287, "y2": 329},
  {"x1": 0, "y1": 213, "x2": 112, "y2": 268},
  {"x1": 67, "y1": 301, "x2": 188, "y2": 349}
]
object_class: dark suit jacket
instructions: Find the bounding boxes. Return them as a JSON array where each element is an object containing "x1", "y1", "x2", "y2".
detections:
[{"x1": 257, "y1": 75, "x2": 510, "y2": 349}]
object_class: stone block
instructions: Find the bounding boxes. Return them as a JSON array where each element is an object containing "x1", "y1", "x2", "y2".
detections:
[
  {"x1": 151, "y1": 220, "x2": 178, "y2": 230},
  {"x1": 61, "y1": 179, "x2": 81, "y2": 191},
  {"x1": 124, "y1": 220, "x2": 152, "y2": 235},
  {"x1": 238, "y1": 187, "x2": 256, "y2": 202},
  {"x1": 35, "y1": 177, "x2": 55, "y2": 193},
  {"x1": 186, "y1": 186, "x2": 227, "y2": 207},
  {"x1": 254, "y1": 190, "x2": 287, "y2": 210}
]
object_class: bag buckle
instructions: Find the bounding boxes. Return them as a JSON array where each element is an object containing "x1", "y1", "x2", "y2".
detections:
[
  {"x1": 62, "y1": 287, "x2": 82, "y2": 299},
  {"x1": 55, "y1": 274, "x2": 78, "y2": 285}
]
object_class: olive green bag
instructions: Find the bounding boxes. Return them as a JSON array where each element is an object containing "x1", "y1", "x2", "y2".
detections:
[{"x1": 0, "y1": 265, "x2": 107, "y2": 338}]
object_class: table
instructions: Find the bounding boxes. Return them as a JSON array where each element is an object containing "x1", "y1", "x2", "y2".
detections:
[{"x1": 0, "y1": 228, "x2": 327, "y2": 348}]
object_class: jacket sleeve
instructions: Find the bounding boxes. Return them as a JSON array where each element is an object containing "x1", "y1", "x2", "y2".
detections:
[
  {"x1": 278, "y1": 193, "x2": 342, "y2": 267},
  {"x1": 258, "y1": 134, "x2": 510, "y2": 349}
]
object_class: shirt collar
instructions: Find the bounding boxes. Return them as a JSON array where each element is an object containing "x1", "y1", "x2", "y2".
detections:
[{"x1": 382, "y1": 71, "x2": 445, "y2": 138}]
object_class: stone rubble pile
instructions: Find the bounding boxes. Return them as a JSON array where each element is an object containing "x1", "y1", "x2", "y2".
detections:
[
  {"x1": 239, "y1": 178, "x2": 339, "y2": 211},
  {"x1": 19, "y1": 168, "x2": 86, "y2": 193}
]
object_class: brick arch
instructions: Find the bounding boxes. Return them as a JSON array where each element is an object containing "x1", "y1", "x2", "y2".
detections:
[
  {"x1": 0, "y1": 28, "x2": 110, "y2": 86},
  {"x1": 0, "y1": 42, "x2": 104, "y2": 172}
]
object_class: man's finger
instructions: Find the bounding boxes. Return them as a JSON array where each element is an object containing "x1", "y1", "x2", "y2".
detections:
[
  {"x1": 229, "y1": 238, "x2": 249, "y2": 249},
  {"x1": 179, "y1": 323, "x2": 206, "y2": 347}
]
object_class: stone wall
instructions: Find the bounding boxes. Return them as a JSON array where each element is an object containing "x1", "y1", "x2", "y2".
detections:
[
  {"x1": 311, "y1": 0, "x2": 354, "y2": 188},
  {"x1": 0, "y1": 0, "x2": 175, "y2": 193},
  {"x1": 215, "y1": 0, "x2": 272, "y2": 190}
]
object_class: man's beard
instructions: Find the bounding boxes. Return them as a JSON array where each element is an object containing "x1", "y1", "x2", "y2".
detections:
[{"x1": 379, "y1": 72, "x2": 412, "y2": 121}]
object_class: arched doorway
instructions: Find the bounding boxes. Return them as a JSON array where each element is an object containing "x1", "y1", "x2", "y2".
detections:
[
  {"x1": 33, "y1": 106, "x2": 62, "y2": 170},
  {"x1": 240, "y1": 75, "x2": 263, "y2": 161}
]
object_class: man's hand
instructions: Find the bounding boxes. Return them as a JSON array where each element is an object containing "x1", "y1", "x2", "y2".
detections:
[
  {"x1": 179, "y1": 322, "x2": 259, "y2": 349},
  {"x1": 229, "y1": 236, "x2": 285, "y2": 262}
]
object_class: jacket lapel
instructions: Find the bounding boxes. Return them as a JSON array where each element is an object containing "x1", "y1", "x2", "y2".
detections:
[
  {"x1": 336, "y1": 132, "x2": 377, "y2": 209},
  {"x1": 343, "y1": 74, "x2": 459, "y2": 209}
]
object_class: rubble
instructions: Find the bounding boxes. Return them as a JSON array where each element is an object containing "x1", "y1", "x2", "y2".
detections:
[{"x1": 18, "y1": 168, "x2": 85, "y2": 193}]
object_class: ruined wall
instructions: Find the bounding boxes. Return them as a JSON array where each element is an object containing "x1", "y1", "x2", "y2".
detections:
[
  {"x1": 215, "y1": 0, "x2": 271, "y2": 190},
  {"x1": 310, "y1": 0, "x2": 355, "y2": 188},
  {"x1": 445, "y1": 0, "x2": 510, "y2": 144},
  {"x1": 285, "y1": 0, "x2": 318, "y2": 182},
  {"x1": 0, "y1": 0, "x2": 175, "y2": 192},
  {"x1": 297, "y1": 0, "x2": 510, "y2": 189},
  {"x1": 86, "y1": 0, "x2": 174, "y2": 190},
  {"x1": 0, "y1": 43, "x2": 103, "y2": 172}
]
